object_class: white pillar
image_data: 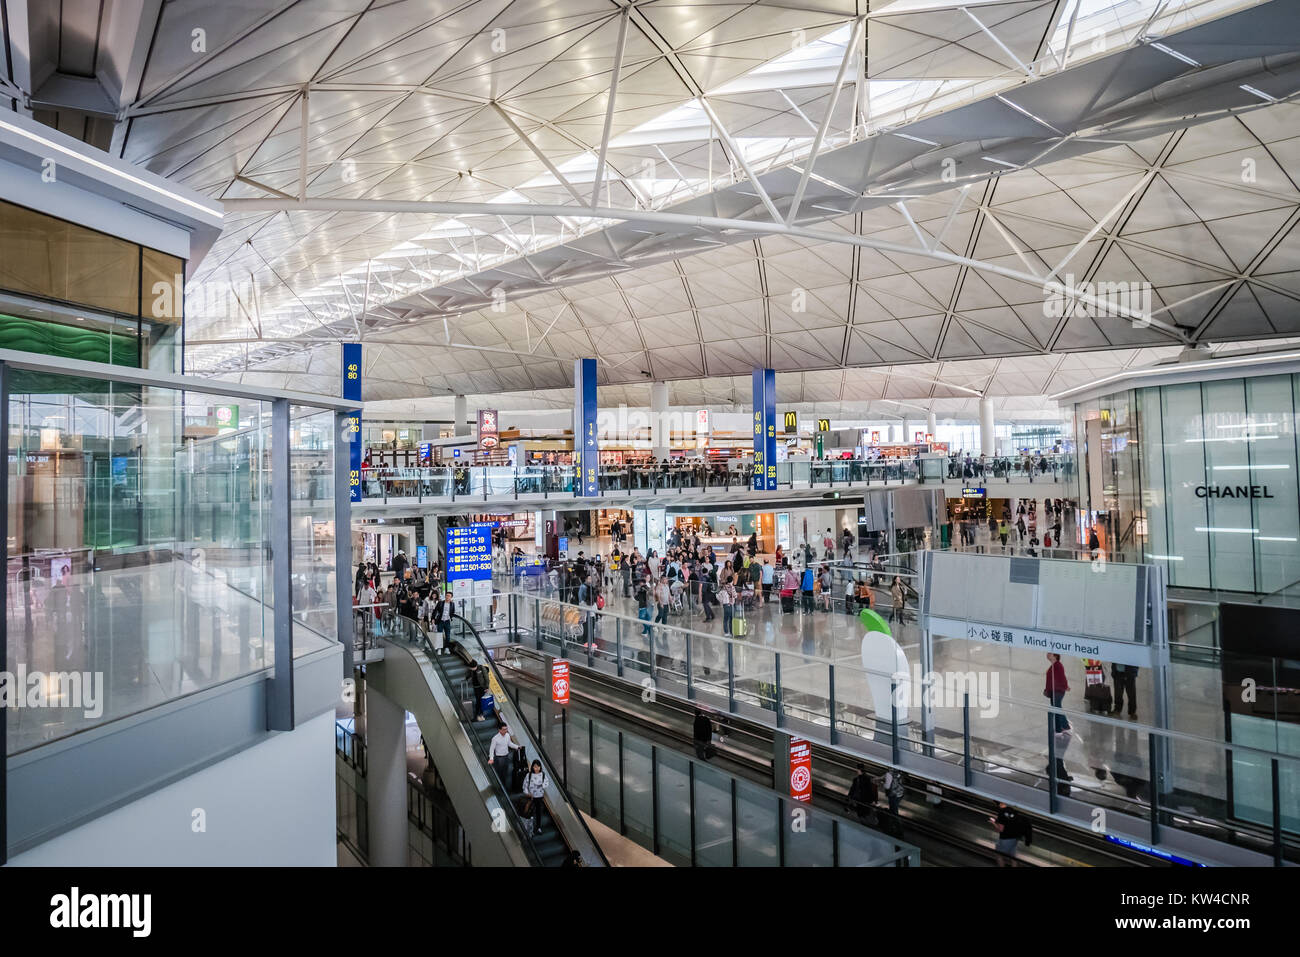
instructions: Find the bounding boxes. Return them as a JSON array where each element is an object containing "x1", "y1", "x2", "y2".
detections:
[
  {"x1": 927, "y1": 411, "x2": 937, "y2": 439},
  {"x1": 454, "y1": 394, "x2": 469, "y2": 436},
  {"x1": 364, "y1": 688, "x2": 409, "y2": 867},
  {"x1": 650, "y1": 381, "x2": 670, "y2": 459},
  {"x1": 979, "y1": 397, "x2": 995, "y2": 457}
]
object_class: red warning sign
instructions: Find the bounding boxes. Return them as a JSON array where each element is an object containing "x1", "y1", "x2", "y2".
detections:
[
  {"x1": 551, "y1": 660, "x2": 570, "y2": 706},
  {"x1": 789, "y1": 737, "x2": 812, "y2": 803}
]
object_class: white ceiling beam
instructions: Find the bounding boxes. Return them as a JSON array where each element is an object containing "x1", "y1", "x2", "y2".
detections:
[
  {"x1": 1045, "y1": 168, "x2": 1156, "y2": 281},
  {"x1": 787, "y1": 16, "x2": 863, "y2": 224},
  {"x1": 591, "y1": 8, "x2": 631, "y2": 211},
  {"x1": 698, "y1": 97, "x2": 784, "y2": 224},
  {"x1": 491, "y1": 102, "x2": 586, "y2": 206},
  {"x1": 297, "y1": 88, "x2": 309, "y2": 202},
  {"x1": 960, "y1": 6, "x2": 1035, "y2": 77},
  {"x1": 221, "y1": 195, "x2": 1181, "y2": 336}
]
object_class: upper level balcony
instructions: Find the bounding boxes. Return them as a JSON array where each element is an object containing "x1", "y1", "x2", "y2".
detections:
[{"x1": 354, "y1": 453, "x2": 1077, "y2": 511}]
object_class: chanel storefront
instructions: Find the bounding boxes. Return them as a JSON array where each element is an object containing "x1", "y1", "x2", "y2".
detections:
[
  {"x1": 1058, "y1": 353, "x2": 1300, "y2": 835},
  {"x1": 1058, "y1": 352, "x2": 1300, "y2": 596}
]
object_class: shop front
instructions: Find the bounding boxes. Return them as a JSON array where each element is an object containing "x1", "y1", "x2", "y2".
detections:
[
  {"x1": 1062, "y1": 357, "x2": 1300, "y2": 593},
  {"x1": 1059, "y1": 354, "x2": 1300, "y2": 831}
]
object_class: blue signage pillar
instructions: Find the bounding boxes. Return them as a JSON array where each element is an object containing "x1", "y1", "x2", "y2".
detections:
[
  {"x1": 575, "y1": 357, "x2": 598, "y2": 496},
  {"x1": 759, "y1": 364, "x2": 769, "y2": 488},
  {"x1": 342, "y1": 343, "x2": 362, "y2": 503},
  {"x1": 752, "y1": 368, "x2": 777, "y2": 491}
]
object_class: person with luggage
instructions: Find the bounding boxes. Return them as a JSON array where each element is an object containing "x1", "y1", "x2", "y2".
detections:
[
  {"x1": 468, "y1": 660, "x2": 491, "y2": 722},
  {"x1": 781, "y1": 565, "x2": 798, "y2": 613},
  {"x1": 1083, "y1": 658, "x2": 1112, "y2": 714},
  {"x1": 431, "y1": 589, "x2": 455, "y2": 652},
  {"x1": 761, "y1": 560, "x2": 774, "y2": 603},
  {"x1": 991, "y1": 802, "x2": 1031, "y2": 865},
  {"x1": 635, "y1": 579, "x2": 652, "y2": 637},
  {"x1": 847, "y1": 764, "x2": 879, "y2": 825},
  {"x1": 800, "y1": 565, "x2": 815, "y2": 613},
  {"x1": 487, "y1": 722, "x2": 521, "y2": 790},
  {"x1": 522, "y1": 759, "x2": 548, "y2": 834},
  {"x1": 719, "y1": 579, "x2": 736, "y2": 636},
  {"x1": 693, "y1": 709, "x2": 715, "y2": 760},
  {"x1": 883, "y1": 767, "x2": 906, "y2": 816}
]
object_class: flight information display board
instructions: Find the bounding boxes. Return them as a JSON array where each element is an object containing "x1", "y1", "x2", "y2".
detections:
[{"x1": 446, "y1": 523, "x2": 494, "y2": 582}]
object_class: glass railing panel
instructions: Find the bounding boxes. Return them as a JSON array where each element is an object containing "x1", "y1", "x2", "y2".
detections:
[
  {"x1": 565, "y1": 712, "x2": 592, "y2": 809},
  {"x1": 621, "y1": 734, "x2": 655, "y2": 849},
  {"x1": 592, "y1": 718, "x2": 622, "y2": 822},
  {"x1": 735, "y1": 779, "x2": 780, "y2": 866},
  {"x1": 692, "y1": 761, "x2": 734, "y2": 866},
  {"x1": 290, "y1": 406, "x2": 336, "y2": 646},
  {"x1": 783, "y1": 804, "x2": 835, "y2": 866},
  {"x1": 5, "y1": 372, "x2": 287, "y2": 753},
  {"x1": 654, "y1": 748, "x2": 693, "y2": 866}
]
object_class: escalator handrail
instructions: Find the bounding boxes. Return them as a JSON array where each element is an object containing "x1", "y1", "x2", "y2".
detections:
[
  {"x1": 389, "y1": 614, "x2": 549, "y2": 867},
  {"x1": 449, "y1": 613, "x2": 611, "y2": 868}
]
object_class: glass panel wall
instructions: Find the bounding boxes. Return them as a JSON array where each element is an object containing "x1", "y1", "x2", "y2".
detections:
[
  {"x1": 1076, "y1": 372, "x2": 1300, "y2": 594},
  {"x1": 290, "y1": 408, "x2": 336, "y2": 641},
  {"x1": 5, "y1": 367, "x2": 339, "y2": 754}
]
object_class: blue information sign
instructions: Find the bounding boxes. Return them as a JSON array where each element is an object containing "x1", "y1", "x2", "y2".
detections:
[
  {"x1": 764, "y1": 367, "x2": 776, "y2": 491},
  {"x1": 446, "y1": 523, "x2": 494, "y2": 582},
  {"x1": 575, "y1": 357, "x2": 599, "y2": 497},
  {"x1": 752, "y1": 368, "x2": 777, "y2": 491},
  {"x1": 416, "y1": 545, "x2": 428, "y2": 569},
  {"x1": 342, "y1": 343, "x2": 362, "y2": 503}
]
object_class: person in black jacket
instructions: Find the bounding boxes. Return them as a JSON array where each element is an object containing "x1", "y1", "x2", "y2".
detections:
[
  {"x1": 693, "y1": 710, "x2": 713, "y2": 760},
  {"x1": 468, "y1": 661, "x2": 490, "y2": 723},
  {"x1": 847, "y1": 764, "x2": 879, "y2": 824},
  {"x1": 991, "y1": 802, "x2": 1032, "y2": 865}
]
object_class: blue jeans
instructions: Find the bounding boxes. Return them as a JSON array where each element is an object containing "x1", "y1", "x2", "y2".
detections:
[
  {"x1": 722, "y1": 604, "x2": 733, "y2": 634},
  {"x1": 1050, "y1": 691, "x2": 1070, "y2": 732},
  {"x1": 638, "y1": 606, "x2": 651, "y2": 636}
]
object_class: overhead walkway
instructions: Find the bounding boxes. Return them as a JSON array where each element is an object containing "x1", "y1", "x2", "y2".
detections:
[
  {"x1": 365, "y1": 613, "x2": 606, "y2": 867},
  {"x1": 355, "y1": 459, "x2": 922, "y2": 513}
]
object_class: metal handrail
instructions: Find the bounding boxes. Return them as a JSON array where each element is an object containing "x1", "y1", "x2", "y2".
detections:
[
  {"x1": 507, "y1": 589, "x2": 1300, "y2": 764},
  {"x1": 449, "y1": 613, "x2": 610, "y2": 867},
  {"x1": 386, "y1": 614, "x2": 549, "y2": 867}
]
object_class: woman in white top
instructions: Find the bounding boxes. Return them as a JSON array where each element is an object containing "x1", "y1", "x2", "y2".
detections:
[{"x1": 522, "y1": 759, "x2": 548, "y2": 834}]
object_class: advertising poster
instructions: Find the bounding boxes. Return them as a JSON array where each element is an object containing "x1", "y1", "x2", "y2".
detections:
[
  {"x1": 789, "y1": 737, "x2": 812, "y2": 803},
  {"x1": 477, "y1": 409, "x2": 499, "y2": 453},
  {"x1": 552, "y1": 660, "x2": 571, "y2": 706}
]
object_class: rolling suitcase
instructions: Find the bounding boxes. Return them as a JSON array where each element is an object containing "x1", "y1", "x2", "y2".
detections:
[
  {"x1": 731, "y1": 605, "x2": 747, "y2": 637},
  {"x1": 511, "y1": 747, "x2": 528, "y2": 792},
  {"x1": 781, "y1": 592, "x2": 794, "y2": 614}
]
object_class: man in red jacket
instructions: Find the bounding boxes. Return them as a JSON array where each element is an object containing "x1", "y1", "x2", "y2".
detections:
[{"x1": 1044, "y1": 653, "x2": 1070, "y2": 733}]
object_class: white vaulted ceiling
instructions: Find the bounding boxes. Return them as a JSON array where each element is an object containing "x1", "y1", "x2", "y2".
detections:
[{"x1": 3, "y1": 0, "x2": 1300, "y2": 409}]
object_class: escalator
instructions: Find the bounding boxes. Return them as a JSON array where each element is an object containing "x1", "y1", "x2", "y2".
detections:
[{"x1": 366, "y1": 613, "x2": 607, "y2": 867}]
